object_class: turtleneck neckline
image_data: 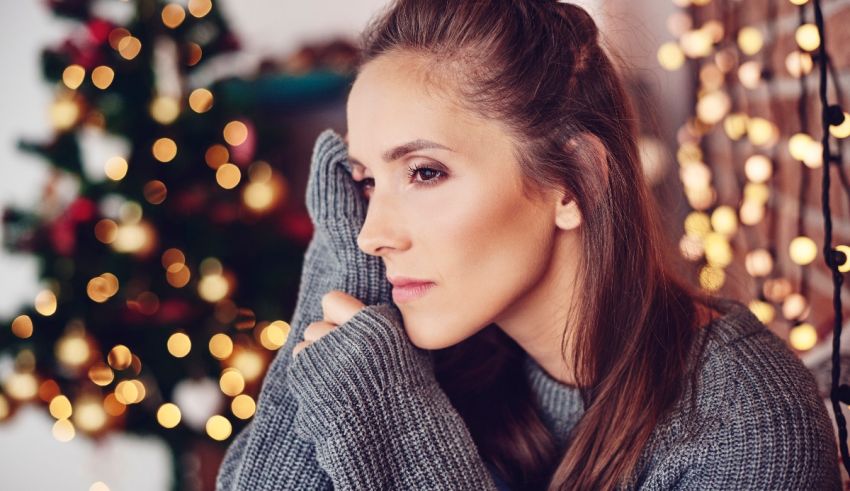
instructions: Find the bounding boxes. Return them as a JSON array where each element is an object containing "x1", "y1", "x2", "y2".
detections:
[{"x1": 520, "y1": 297, "x2": 759, "y2": 449}]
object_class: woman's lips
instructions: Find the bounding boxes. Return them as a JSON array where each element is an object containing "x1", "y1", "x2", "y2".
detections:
[{"x1": 391, "y1": 282, "x2": 436, "y2": 303}]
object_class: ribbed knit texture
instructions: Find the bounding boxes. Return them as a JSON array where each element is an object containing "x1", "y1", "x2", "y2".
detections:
[{"x1": 216, "y1": 129, "x2": 843, "y2": 490}]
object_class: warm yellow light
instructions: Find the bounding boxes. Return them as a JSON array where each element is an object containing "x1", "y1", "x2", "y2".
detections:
[
  {"x1": 789, "y1": 0, "x2": 808, "y2": 5},
  {"x1": 243, "y1": 181, "x2": 276, "y2": 211},
  {"x1": 698, "y1": 265, "x2": 725, "y2": 291},
  {"x1": 104, "y1": 156, "x2": 128, "y2": 181},
  {"x1": 744, "y1": 182, "x2": 770, "y2": 203},
  {"x1": 199, "y1": 274, "x2": 229, "y2": 302},
  {"x1": 209, "y1": 333, "x2": 234, "y2": 360},
  {"x1": 115, "y1": 379, "x2": 145, "y2": 404},
  {"x1": 150, "y1": 97, "x2": 180, "y2": 125},
  {"x1": 737, "y1": 61, "x2": 762, "y2": 89},
  {"x1": 0, "y1": 394, "x2": 9, "y2": 421},
  {"x1": 696, "y1": 90, "x2": 730, "y2": 125},
  {"x1": 188, "y1": 0, "x2": 212, "y2": 17},
  {"x1": 231, "y1": 394, "x2": 256, "y2": 419},
  {"x1": 205, "y1": 145, "x2": 229, "y2": 169},
  {"x1": 795, "y1": 24, "x2": 820, "y2": 51},
  {"x1": 11, "y1": 315, "x2": 33, "y2": 339},
  {"x1": 676, "y1": 142, "x2": 703, "y2": 165},
  {"x1": 737, "y1": 27, "x2": 763, "y2": 55},
  {"x1": 223, "y1": 121, "x2": 248, "y2": 146},
  {"x1": 206, "y1": 415, "x2": 232, "y2": 441},
  {"x1": 657, "y1": 42, "x2": 685, "y2": 71},
  {"x1": 219, "y1": 368, "x2": 245, "y2": 396},
  {"x1": 830, "y1": 112, "x2": 850, "y2": 139},
  {"x1": 699, "y1": 63, "x2": 723, "y2": 91},
  {"x1": 679, "y1": 161, "x2": 712, "y2": 190},
  {"x1": 117, "y1": 36, "x2": 142, "y2": 60},
  {"x1": 52, "y1": 418, "x2": 75, "y2": 442},
  {"x1": 87, "y1": 276, "x2": 112, "y2": 303},
  {"x1": 789, "y1": 323, "x2": 817, "y2": 351},
  {"x1": 35, "y1": 290, "x2": 57, "y2": 316},
  {"x1": 744, "y1": 154, "x2": 772, "y2": 183},
  {"x1": 56, "y1": 333, "x2": 90, "y2": 367},
  {"x1": 108, "y1": 344, "x2": 132, "y2": 370},
  {"x1": 789, "y1": 236, "x2": 818, "y2": 265},
  {"x1": 103, "y1": 393, "x2": 126, "y2": 417},
  {"x1": 230, "y1": 349, "x2": 264, "y2": 381},
  {"x1": 91, "y1": 66, "x2": 114, "y2": 89},
  {"x1": 723, "y1": 113, "x2": 748, "y2": 140},
  {"x1": 161, "y1": 3, "x2": 186, "y2": 28},
  {"x1": 739, "y1": 199, "x2": 765, "y2": 226},
  {"x1": 4, "y1": 371, "x2": 38, "y2": 400},
  {"x1": 782, "y1": 293, "x2": 809, "y2": 320},
  {"x1": 748, "y1": 300, "x2": 775, "y2": 324},
  {"x1": 746, "y1": 117, "x2": 777, "y2": 147},
  {"x1": 108, "y1": 27, "x2": 130, "y2": 49},
  {"x1": 112, "y1": 222, "x2": 155, "y2": 255},
  {"x1": 157, "y1": 403, "x2": 181, "y2": 428},
  {"x1": 836, "y1": 245, "x2": 850, "y2": 273},
  {"x1": 685, "y1": 186, "x2": 716, "y2": 211},
  {"x1": 790, "y1": 132, "x2": 813, "y2": 160},
  {"x1": 62, "y1": 65, "x2": 86, "y2": 89},
  {"x1": 152, "y1": 137, "x2": 178, "y2": 162},
  {"x1": 710, "y1": 205, "x2": 738, "y2": 236},
  {"x1": 167, "y1": 332, "x2": 192, "y2": 358},
  {"x1": 49, "y1": 395, "x2": 73, "y2": 419},
  {"x1": 785, "y1": 50, "x2": 813, "y2": 78},
  {"x1": 704, "y1": 232, "x2": 733, "y2": 267},
  {"x1": 259, "y1": 320, "x2": 290, "y2": 350},
  {"x1": 166, "y1": 264, "x2": 191, "y2": 288},
  {"x1": 189, "y1": 88, "x2": 214, "y2": 113},
  {"x1": 745, "y1": 249, "x2": 773, "y2": 277},
  {"x1": 161, "y1": 248, "x2": 185, "y2": 269},
  {"x1": 88, "y1": 362, "x2": 114, "y2": 386},
  {"x1": 679, "y1": 233, "x2": 704, "y2": 261},
  {"x1": 216, "y1": 164, "x2": 242, "y2": 189},
  {"x1": 680, "y1": 28, "x2": 714, "y2": 58},
  {"x1": 50, "y1": 98, "x2": 80, "y2": 130},
  {"x1": 73, "y1": 395, "x2": 107, "y2": 432}
]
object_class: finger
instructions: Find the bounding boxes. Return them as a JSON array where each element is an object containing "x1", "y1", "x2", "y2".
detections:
[
  {"x1": 322, "y1": 290, "x2": 367, "y2": 327},
  {"x1": 292, "y1": 340, "x2": 311, "y2": 358},
  {"x1": 303, "y1": 320, "x2": 337, "y2": 343}
]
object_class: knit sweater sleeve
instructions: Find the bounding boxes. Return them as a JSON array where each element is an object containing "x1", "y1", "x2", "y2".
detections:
[
  {"x1": 671, "y1": 329, "x2": 843, "y2": 490},
  {"x1": 285, "y1": 303, "x2": 500, "y2": 490}
]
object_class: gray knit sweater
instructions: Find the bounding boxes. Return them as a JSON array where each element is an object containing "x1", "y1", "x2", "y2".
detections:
[{"x1": 215, "y1": 129, "x2": 843, "y2": 490}]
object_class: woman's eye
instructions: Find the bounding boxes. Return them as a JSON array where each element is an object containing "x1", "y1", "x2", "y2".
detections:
[
  {"x1": 406, "y1": 163, "x2": 447, "y2": 185},
  {"x1": 354, "y1": 162, "x2": 447, "y2": 195}
]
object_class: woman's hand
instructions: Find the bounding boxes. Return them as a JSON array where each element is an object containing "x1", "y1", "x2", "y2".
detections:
[{"x1": 292, "y1": 290, "x2": 366, "y2": 359}]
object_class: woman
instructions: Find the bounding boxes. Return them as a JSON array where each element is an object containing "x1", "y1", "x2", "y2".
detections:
[{"x1": 217, "y1": 1, "x2": 842, "y2": 489}]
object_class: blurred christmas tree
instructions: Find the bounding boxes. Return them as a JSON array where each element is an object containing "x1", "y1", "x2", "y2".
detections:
[{"x1": 0, "y1": 0, "x2": 357, "y2": 489}]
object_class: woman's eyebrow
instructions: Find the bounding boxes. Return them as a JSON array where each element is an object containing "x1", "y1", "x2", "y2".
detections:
[{"x1": 343, "y1": 134, "x2": 452, "y2": 168}]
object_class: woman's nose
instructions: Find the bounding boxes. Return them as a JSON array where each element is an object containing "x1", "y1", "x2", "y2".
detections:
[{"x1": 356, "y1": 191, "x2": 409, "y2": 257}]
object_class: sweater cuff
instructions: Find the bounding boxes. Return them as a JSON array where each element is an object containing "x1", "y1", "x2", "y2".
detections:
[
  {"x1": 285, "y1": 303, "x2": 436, "y2": 437},
  {"x1": 306, "y1": 128, "x2": 367, "y2": 231}
]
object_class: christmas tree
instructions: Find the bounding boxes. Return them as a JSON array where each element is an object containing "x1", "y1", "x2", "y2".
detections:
[{"x1": 0, "y1": 0, "x2": 357, "y2": 488}]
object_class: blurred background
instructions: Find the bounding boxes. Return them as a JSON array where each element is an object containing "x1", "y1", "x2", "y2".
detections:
[{"x1": 1, "y1": 0, "x2": 848, "y2": 490}]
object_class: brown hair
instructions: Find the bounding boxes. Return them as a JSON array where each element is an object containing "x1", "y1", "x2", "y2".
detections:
[{"x1": 353, "y1": 1, "x2": 725, "y2": 489}]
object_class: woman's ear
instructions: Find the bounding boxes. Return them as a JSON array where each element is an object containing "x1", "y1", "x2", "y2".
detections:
[
  {"x1": 555, "y1": 194, "x2": 582, "y2": 231},
  {"x1": 555, "y1": 131, "x2": 608, "y2": 227}
]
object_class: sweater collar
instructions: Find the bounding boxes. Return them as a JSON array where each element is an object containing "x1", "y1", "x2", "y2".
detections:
[{"x1": 520, "y1": 297, "x2": 756, "y2": 450}]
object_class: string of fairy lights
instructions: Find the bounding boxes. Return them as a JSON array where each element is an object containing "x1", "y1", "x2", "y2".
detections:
[{"x1": 657, "y1": 0, "x2": 850, "y2": 476}]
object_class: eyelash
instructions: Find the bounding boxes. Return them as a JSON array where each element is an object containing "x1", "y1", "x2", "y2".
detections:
[{"x1": 357, "y1": 162, "x2": 447, "y2": 190}]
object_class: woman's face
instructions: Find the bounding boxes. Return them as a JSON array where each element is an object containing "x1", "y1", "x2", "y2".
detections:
[{"x1": 346, "y1": 52, "x2": 579, "y2": 351}]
